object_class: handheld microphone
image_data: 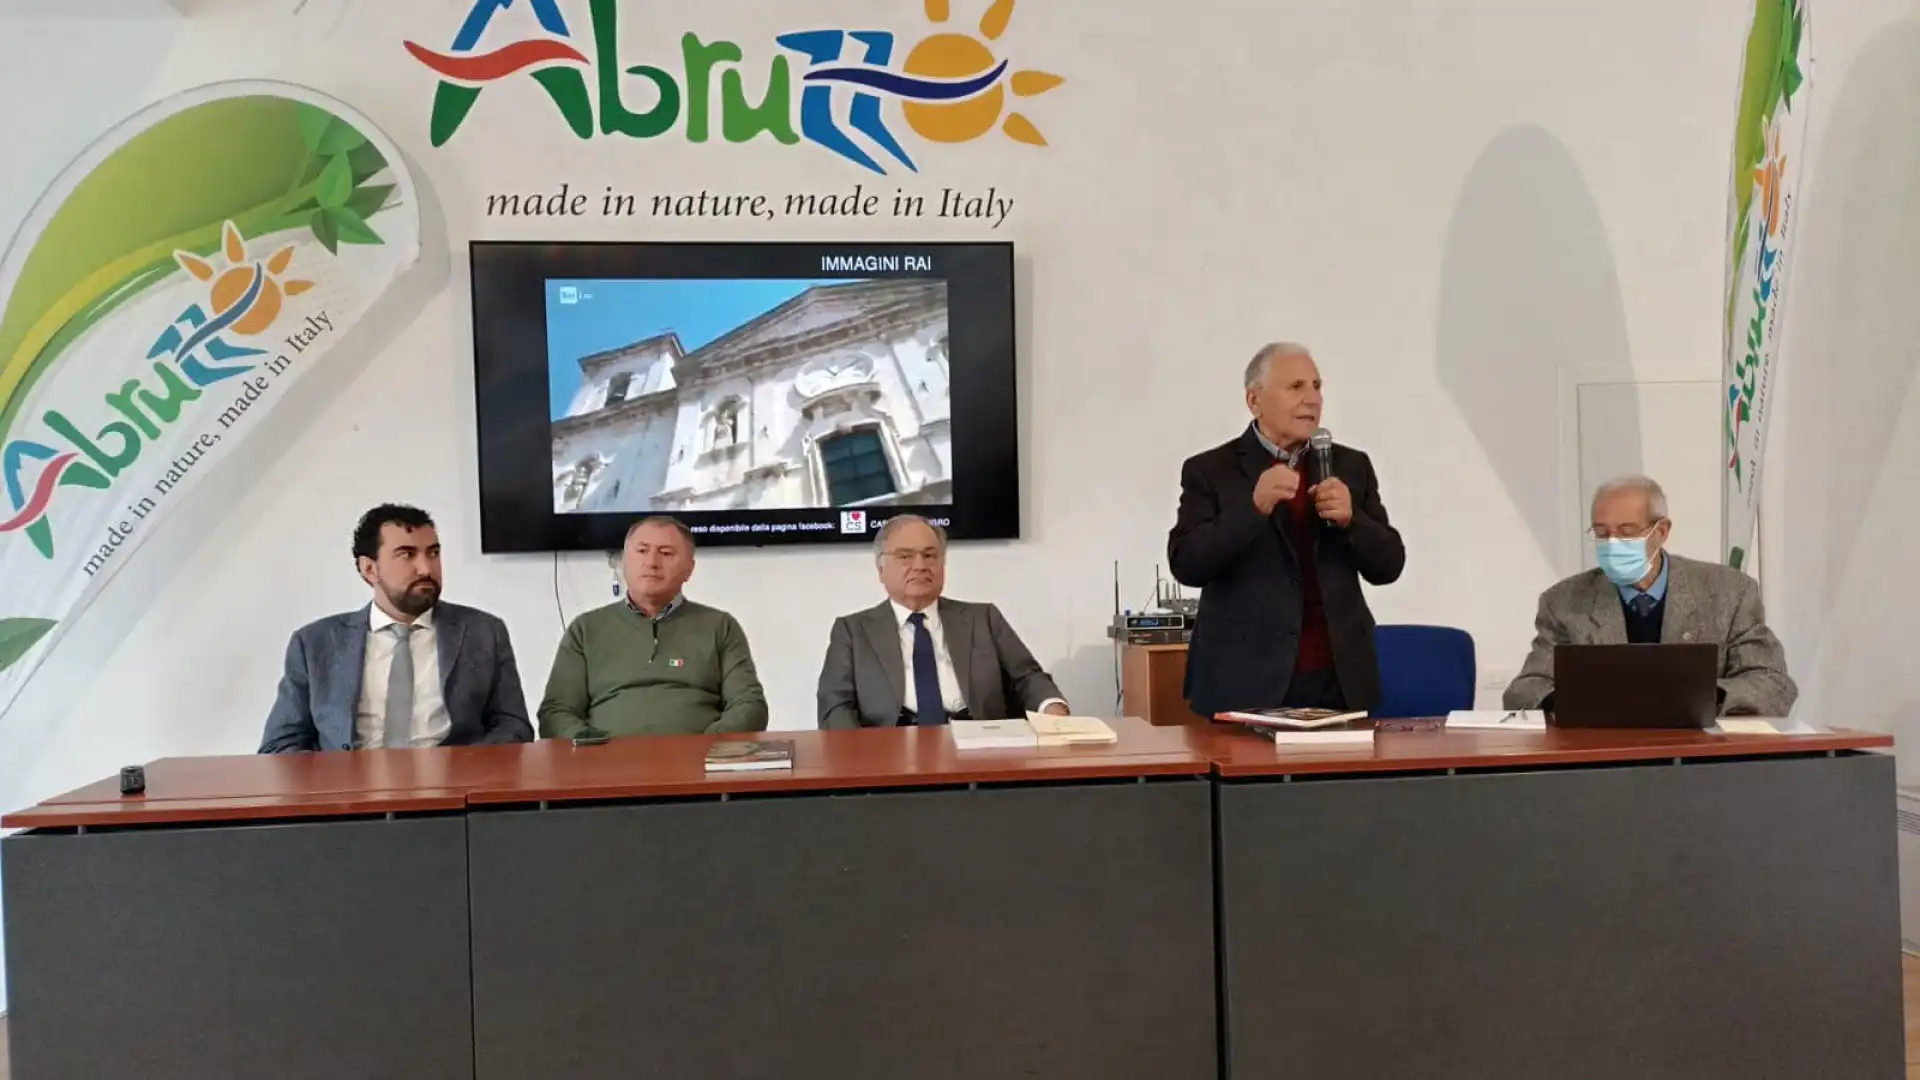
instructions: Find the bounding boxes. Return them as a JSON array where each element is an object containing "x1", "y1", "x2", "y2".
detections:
[{"x1": 1308, "y1": 428, "x2": 1334, "y2": 485}]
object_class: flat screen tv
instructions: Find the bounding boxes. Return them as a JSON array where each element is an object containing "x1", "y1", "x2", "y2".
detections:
[{"x1": 469, "y1": 241, "x2": 1019, "y2": 552}]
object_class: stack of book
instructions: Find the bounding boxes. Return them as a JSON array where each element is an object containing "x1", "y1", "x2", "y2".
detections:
[
  {"x1": 703, "y1": 739, "x2": 795, "y2": 772},
  {"x1": 1213, "y1": 708, "x2": 1375, "y2": 746}
]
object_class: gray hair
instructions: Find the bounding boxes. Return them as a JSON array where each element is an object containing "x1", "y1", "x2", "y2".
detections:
[
  {"x1": 873, "y1": 514, "x2": 947, "y2": 564},
  {"x1": 626, "y1": 514, "x2": 695, "y2": 550},
  {"x1": 1591, "y1": 475, "x2": 1669, "y2": 521},
  {"x1": 1244, "y1": 342, "x2": 1313, "y2": 390}
]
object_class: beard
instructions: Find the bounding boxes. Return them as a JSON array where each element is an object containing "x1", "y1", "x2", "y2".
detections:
[{"x1": 388, "y1": 579, "x2": 440, "y2": 617}]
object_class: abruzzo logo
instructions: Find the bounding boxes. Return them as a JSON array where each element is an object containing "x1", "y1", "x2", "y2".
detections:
[
  {"x1": 0, "y1": 84, "x2": 420, "y2": 714},
  {"x1": 0, "y1": 222, "x2": 311, "y2": 560},
  {"x1": 404, "y1": 0, "x2": 1065, "y2": 175}
]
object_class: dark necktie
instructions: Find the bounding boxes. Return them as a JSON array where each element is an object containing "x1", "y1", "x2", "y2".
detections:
[
  {"x1": 907, "y1": 612, "x2": 947, "y2": 726},
  {"x1": 1629, "y1": 593, "x2": 1657, "y2": 618}
]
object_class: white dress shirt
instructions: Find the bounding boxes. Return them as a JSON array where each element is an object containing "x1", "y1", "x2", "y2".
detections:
[
  {"x1": 355, "y1": 605, "x2": 452, "y2": 749},
  {"x1": 891, "y1": 600, "x2": 1066, "y2": 718}
]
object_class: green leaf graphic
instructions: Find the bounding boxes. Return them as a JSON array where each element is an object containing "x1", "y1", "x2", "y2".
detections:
[
  {"x1": 296, "y1": 102, "x2": 333, "y2": 152},
  {"x1": 346, "y1": 183, "x2": 395, "y2": 219},
  {"x1": 327, "y1": 205, "x2": 384, "y2": 246},
  {"x1": 310, "y1": 207, "x2": 340, "y2": 254},
  {"x1": 348, "y1": 140, "x2": 389, "y2": 183},
  {"x1": 315, "y1": 118, "x2": 367, "y2": 157},
  {"x1": 314, "y1": 154, "x2": 354, "y2": 209},
  {"x1": 0, "y1": 617, "x2": 57, "y2": 673}
]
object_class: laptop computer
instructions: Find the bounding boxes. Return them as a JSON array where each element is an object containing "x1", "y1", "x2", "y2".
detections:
[{"x1": 1550, "y1": 642, "x2": 1719, "y2": 729}]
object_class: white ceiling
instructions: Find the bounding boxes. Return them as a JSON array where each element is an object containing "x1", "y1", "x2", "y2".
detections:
[{"x1": 0, "y1": 0, "x2": 184, "y2": 16}]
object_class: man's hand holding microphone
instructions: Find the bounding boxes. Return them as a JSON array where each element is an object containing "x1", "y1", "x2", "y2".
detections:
[{"x1": 1253, "y1": 427, "x2": 1353, "y2": 527}]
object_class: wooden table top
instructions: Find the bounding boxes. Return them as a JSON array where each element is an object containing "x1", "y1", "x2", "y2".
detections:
[
  {"x1": 4, "y1": 788, "x2": 471, "y2": 829},
  {"x1": 4, "y1": 718, "x2": 1206, "y2": 826},
  {"x1": 1198, "y1": 723, "x2": 1893, "y2": 778},
  {"x1": 467, "y1": 720, "x2": 1207, "y2": 806},
  {"x1": 5, "y1": 718, "x2": 1889, "y2": 828}
]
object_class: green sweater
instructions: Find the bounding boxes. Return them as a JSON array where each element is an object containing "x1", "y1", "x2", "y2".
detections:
[{"x1": 538, "y1": 598, "x2": 768, "y2": 738}]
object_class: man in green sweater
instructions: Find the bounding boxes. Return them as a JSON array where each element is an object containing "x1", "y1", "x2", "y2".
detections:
[{"x1": 539, "y1": 516, "x2": 768, "y2": 738}]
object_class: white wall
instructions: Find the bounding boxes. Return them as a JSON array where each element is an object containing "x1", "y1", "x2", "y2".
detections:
[
  {"x1": 3, "y1": 0, "x2": 1916, "y2": 1010},
  {"x1": 1762, "y1": 13, "x2": 1920, "y2": 771}
]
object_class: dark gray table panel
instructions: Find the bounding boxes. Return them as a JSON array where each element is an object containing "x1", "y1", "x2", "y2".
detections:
[
  {"x1": 1219, "y1": 753, "x2": 1902, "y2": 1080},
  {"x1": 2, "y1": 817, "x2": 473, "y2": 1080},
  {"x1": 470, "y1": 779, "x2": 1215, "y2": 1080}
]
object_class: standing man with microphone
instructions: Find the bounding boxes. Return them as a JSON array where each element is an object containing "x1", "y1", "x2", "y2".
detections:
[{"x1": 1167, "y1": 342, "x2": 1405, "y2": 714}]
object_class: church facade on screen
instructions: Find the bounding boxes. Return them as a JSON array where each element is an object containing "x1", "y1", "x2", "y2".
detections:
[{"x1": 550, "y1": 279, "x2": 953, "y2": 514}]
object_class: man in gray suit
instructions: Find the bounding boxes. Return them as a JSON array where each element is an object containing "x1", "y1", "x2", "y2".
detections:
[
  {"x1": 818, "y1": 514, "x2": 1069, "y2": 727},
  {"x1": 259, "y1": 504, "x2": 533, "y2": 752},
  {"x1": 1504, "y1": 475, "x2": 1796, "y2": 717}
]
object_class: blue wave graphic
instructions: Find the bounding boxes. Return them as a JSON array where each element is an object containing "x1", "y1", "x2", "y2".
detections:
[
  {"x1": 802, "y1": 60, "x2": 1008, "y2": 101},
  {"x1": 176, "y1": 265, "x2": 263, "y2": 359}
]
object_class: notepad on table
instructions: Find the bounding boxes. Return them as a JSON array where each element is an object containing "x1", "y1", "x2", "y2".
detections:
[
  {"x1": 1714, "y1": 718, "x2": 1817, "y2": 735},
  {"x1": 1262, "y1": 728, "x2": 1377, "y2": 747},
  {"x1": 1026, "y1": 713, "x2": 1119, "y2": 745},
  {"x1": 949, "y1": 718, "x2": 1038, "y2": 750},
  {"x1": 1445, "y1": 710, "x2": 1547, "y2": 731}
]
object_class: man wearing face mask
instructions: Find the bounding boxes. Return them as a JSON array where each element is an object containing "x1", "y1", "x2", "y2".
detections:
[
  {"x1": 259, "y1": 504, "x2": 534, "y2": 752},
  {"x1": 1504, "y1": 474, "x2": 1796, "y2": 716}
]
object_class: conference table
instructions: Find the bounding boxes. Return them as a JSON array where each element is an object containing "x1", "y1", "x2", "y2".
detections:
[{"x1": 1, "y1": 719, "x2": 1899, "y2": 1080}]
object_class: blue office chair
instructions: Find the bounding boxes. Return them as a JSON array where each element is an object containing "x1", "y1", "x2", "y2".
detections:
[{"x1": 1371, "y1": 624, "x2": 1477, "y2": 718}]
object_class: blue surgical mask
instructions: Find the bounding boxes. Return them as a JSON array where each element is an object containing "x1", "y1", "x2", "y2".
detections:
[{"x1": 1594, "y1": 537, "x2": 1653, "y2": 586}]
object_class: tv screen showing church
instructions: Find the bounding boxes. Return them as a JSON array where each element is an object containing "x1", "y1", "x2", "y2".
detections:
[{"x1": 546, "y1": 277, "x2": 953, "y2": 515}]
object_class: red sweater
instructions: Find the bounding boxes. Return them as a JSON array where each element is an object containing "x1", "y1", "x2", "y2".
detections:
[{"x1": 1281, "y1": 477, "x2": 1334, "y2": 672}]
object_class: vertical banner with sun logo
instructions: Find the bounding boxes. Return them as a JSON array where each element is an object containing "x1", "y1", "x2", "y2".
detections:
[
  {"x1": 1722, "y1": 0, "x2": 1810, "y2": 571},
  {"x1": 0, "y1": 82, "x2": 421, "y2": 719}
]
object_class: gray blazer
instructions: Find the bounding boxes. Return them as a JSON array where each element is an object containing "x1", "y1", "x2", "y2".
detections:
[
  {"x1": 817, "y1": 598, "x2": 1065, "y2": 727},
  {"x1": 259, "y1": 601, "x2": 534, "y2": 753},
  {"x1": 1503, "y1": 554, "x2": 1797, "y2": 717}
]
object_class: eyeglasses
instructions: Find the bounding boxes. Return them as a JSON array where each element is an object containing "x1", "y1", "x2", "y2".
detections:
[{"x1": 1586, "y1": 520, "x2": 1665, "y2": 541}]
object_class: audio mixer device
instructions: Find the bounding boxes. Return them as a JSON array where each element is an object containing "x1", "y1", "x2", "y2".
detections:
[
  {"x1": 1107, "y1": 611, "x2": 1191, "y2": 645},
  {"x1": 1107, "y1": 563, "x2": 1196, "y2": 644}
]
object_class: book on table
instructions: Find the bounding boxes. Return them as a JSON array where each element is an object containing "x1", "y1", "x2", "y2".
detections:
[
  {"x1": 1025, "y1": 713, "x2": 1119, "y2": 745},
  {"x1": 949, "y1": 718, "x2": 1039, "y2": 749},
  {"x1": 704, "y1": 739, "x2": 795, "y2": 772},
  {"x1": 950, "y1": 715, "x2": 1122, "y2": 750}
]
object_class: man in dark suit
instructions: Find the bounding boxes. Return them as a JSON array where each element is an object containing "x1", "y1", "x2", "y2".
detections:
[
  {"x1": 259, "y1": 504, "x2": 533, "y2": 752},
  {"x1": 1168, "y1": 343, "x2": 1405, "y2": 715},
  {"x1": 817, "y1": 514, "x2": 1068, "y2": 727}
]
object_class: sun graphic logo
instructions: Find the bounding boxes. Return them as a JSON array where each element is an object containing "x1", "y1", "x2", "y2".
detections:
[
  {"x1": 174, "y1": 222, "x2": 314, "y2": 339},
  {"x1": 900, "y1": 0, "x2": 1063, "y2": 146}
]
